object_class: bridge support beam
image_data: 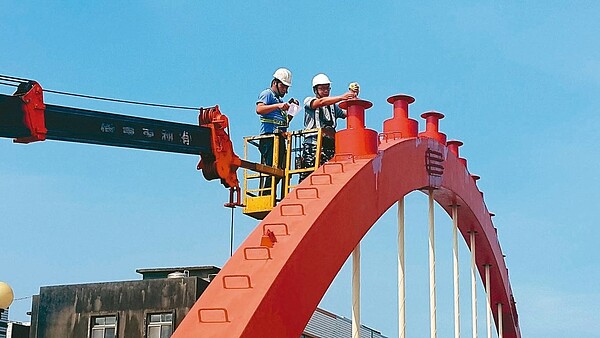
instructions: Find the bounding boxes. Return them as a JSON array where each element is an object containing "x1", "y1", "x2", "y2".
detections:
[
  {"x1": 486, "y1": 264, "x2": 492, "y2": 338},
  {"x1": 352, "y1": 244, "x2": 361, "y2": 338},
  {"x1": 498, "y1": 303, "x2": 504, "y2": 338},
  {"x1": 428, "y1": 190, "x2": 438, "y2": 338},
  {"x1": 398, "y1": 198, "x2": 406, "y2": 338},
  {"x1": 452, "y1": 204, "x2": 461, "y2": 338},
  {"x1": 470, "y1": 231, "x2": 478, "y2": 338}
]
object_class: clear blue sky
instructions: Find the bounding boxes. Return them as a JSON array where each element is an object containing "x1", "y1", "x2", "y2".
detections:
[{"x1": 1, "y1": 2, "x2": 599, "y2": 337}]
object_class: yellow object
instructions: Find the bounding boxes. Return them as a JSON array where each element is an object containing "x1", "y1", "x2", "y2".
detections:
[
  {"x1": 244, "y1": 195, "x2": 276, "y2": 220},
  {"x1": 242, "y1": 134, "x2": 281, "y2": 220},
  {"x1": 349, "y1": 82, "x2": 360, "y2": 95},
  {"x1": 242, "y1": 129, "x2": 324, "y2": 219},
  {"x1": 0, "y1": 281, "x2": 14, "y2": 309}
]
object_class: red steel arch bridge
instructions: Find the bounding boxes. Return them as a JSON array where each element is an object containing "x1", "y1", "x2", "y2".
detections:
[{"x1": 1, "y1": 76, "x2": 520, "y2": 338}]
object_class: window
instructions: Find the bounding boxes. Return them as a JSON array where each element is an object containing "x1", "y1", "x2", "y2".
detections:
[
  {"x1": 147, "y1": 312, "x2": 173, "y2": 338},
  {"x1": 90, "y1": 315, "x2": 117, "y2": 338}
]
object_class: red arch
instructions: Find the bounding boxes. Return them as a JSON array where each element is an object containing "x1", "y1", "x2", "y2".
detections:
[{"x1": 173, "y1": 137, "x2": 520, "y2": 338}]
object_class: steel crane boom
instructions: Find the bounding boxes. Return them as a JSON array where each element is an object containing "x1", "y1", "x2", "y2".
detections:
[{"x1": 0, "y1": 80, "x2": 282, "y2": 206}]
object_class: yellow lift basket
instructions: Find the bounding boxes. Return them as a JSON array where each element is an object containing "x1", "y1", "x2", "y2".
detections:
[{"x1": 242, "y1": 128, "x2": 324, "y2": 219}]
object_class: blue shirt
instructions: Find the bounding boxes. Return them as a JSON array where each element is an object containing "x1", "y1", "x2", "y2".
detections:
[{"x1": 257, "y1": 88, "x2": 288, "y2": 134}]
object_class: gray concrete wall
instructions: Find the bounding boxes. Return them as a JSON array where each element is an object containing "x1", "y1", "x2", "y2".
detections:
[{"x1": 30, "y1": 277, "x2": 207, "y2": 338}]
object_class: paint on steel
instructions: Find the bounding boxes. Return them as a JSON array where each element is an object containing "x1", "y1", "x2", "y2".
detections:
[{"x1": 172, "y1": 135, "x2": 520, "y2": 338}]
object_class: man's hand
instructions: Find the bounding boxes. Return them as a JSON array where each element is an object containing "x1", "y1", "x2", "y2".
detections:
[
  {"x1": 341, "y1": 91, "x2": 357, "y2": 100},
  {"x1": 279, "y1": 102, "x2": 290, "y2": 111}
]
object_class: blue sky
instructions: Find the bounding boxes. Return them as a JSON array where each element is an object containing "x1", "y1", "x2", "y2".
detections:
[{"x1": 1, "y1": 2, "x2": 599, "y2": 337}]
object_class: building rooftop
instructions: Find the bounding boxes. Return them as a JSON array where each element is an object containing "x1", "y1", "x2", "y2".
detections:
[{"x1": 135, "y1": 266, "x2": 221, "y2": 281}]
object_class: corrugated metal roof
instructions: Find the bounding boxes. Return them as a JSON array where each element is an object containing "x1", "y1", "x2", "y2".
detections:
[{"x1": 304, "y1": 308, "x2": 387, "y2": 338}]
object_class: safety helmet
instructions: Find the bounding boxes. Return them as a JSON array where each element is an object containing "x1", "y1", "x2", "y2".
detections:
[
  {"x1": 273, "y1": 68, "x2": 292, "y2": 87},
  {"x1": 312, "y1": 73, "x2": 331, "y2": 88}
]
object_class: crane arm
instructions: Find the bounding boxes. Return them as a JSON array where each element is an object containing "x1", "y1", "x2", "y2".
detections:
[
  {"x1": 1, "y1": 81, "x2": 245, "y2": 200},
  {"x1": 1, "y1": 81, "x2": 214, "y2": 154},
  {"x1": 0, "y1": 79, "x2": 285, "y2": 207}
]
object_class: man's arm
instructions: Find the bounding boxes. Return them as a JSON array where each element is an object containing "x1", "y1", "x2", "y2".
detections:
[
  {"x1": 309, "y1": 91, "x2": 356, "y2": 109},
  {"x1": 256, "y1": 102, "x2": 289, "y2": 115}
]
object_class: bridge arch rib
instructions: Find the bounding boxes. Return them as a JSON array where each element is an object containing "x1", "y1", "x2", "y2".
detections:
[{"x1": 173, "y1": 137, "x2": 520, "y2": 338}]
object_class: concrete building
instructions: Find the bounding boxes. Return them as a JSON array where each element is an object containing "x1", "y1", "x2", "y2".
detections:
[
  {"x1": 29, "y1": 266, "x2": 386, "y2": 338},
  {"x1": 6, "y1": 323, "x2": 29, "y2": 338},
  {"x1": 29, "y1": 266, "x2": 219, "y2": 338}
]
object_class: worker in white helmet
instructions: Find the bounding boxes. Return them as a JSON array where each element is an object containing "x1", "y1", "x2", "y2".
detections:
[
  {"x1": 300, "y1": 73, "x2": 356, "y2": 181},
  {"x1": 256, "y1": 68, "x2": 299, "y2": 192}
]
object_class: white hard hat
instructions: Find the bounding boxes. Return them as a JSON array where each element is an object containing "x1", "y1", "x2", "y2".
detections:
[
  {"x1": 312, "y1": 73, "x2": 331, "y2": 88},
  {"x1": 273, "y1": 68, "x2": 292, "y2": 87}
]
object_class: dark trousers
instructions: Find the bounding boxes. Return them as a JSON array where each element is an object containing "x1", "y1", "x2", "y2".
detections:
[
  {"x1": 259, "y1": 135, "x2": 286, "y2": 193},
  {"x1": 300, "y1": 137, "x2": 335, "y2": 181}
]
